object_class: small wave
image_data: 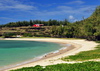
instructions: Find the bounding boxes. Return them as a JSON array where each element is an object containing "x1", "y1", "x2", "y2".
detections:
[
  {"x1": 66, "y1": 44, "x2": 71, "y2": 46},
  {"x1": 53, "y1": 50, "x2": 59, "y2": 53}
]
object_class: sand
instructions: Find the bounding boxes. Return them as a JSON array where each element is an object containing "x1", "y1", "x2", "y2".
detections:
[{"x1": 1, "y1": 38, "x2": 98, "y2": 71}]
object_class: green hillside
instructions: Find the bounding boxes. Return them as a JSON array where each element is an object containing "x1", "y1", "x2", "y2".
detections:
[
  {"x1": 0, "y1": 6, "x2": 100, "y2": 40},
  {"x1": 73, "y1": 6, "x2": 100, "y2": 40}
]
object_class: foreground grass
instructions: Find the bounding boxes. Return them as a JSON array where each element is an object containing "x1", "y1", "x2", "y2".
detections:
[
  {"x1": 62, "y1": 41, "x2": 100, "y2": 61},
  {"x1": 10, "y1": 61, "x2": 100, "y2": 71}
]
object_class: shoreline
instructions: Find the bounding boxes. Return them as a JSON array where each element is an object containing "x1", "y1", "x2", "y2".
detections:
[
  {"x1": 0, "y1": 38, "x2": 98, "y2": 71},
  {"x1": 0, "y1": 41, "x2": 73, "y2": 71}
]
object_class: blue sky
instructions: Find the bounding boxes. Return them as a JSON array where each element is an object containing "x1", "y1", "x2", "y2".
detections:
[{"x1": 0, "y1": 0, "x2": 100, "y2": 24}]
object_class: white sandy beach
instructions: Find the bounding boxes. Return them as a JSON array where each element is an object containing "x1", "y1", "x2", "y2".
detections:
[{"x1": 2, "y1": 38, "x2": 98, "y2": 71}]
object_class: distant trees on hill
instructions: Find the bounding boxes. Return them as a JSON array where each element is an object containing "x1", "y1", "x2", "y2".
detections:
[
  {"x1": 0, "y1": 6, "x2": 100, "y2": 41},
  {"x1": 0, "y1": 19, "x2": 70, "y2": 27}
]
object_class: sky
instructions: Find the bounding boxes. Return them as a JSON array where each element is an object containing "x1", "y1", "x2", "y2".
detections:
[{"x1": 0, "y1": 0, "x2": 100, "y2": 24}]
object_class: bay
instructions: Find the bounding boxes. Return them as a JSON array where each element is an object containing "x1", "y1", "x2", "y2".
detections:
[{"x1": 0, "y1": 40, "x2": 62, "y2": 68}]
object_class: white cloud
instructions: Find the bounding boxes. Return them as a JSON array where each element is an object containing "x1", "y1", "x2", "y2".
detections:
[
  {"x1": 0, "y1": 0, "x2": 97, "y2": 23},
  {"x1": 73, "y1": 19, "x2": 78, "y2": 22},
  {"x1": 69, "y1": 15, "x2": 74, "y2": 19},
  {"x1": 0, "y1": 0, "x2": 96, "y2": 16},
  {"x1": 0, "y1": 17, "x2": 11, "y2": 19},
  {"x1": 8, "y1": 4, "x2": 36, "y2": 10},
  {"x1": 66, "y1": 0, "x2": 85, "y2": 5},
  {"x1": 0, "y1": 0, "x2": 37, "y2": 11},
  {"x1": 68, "y1": 15, "x2": 78, "y2": 22},
  {"x1": 50, "y1": 5, "x2": 95, "y2": 15},
  {"x1": 57, "y1": 6, "x2": 72, "y2": 10},
  {"x1": 29, "y1": 5, "x2": 96, "y2": 19}
]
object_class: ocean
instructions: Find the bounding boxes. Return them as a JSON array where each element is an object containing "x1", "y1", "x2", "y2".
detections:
[{"x1": 0, "y1": 40, "x2": 63, "y2": 69}]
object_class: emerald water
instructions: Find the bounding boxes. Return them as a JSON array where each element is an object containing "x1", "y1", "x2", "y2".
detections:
[{"x1": 0, "y1": 40, "x2": 62, "y2": 69}]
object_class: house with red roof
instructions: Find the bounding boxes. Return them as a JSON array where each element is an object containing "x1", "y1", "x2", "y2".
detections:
[{"x1": 32, "y1": 24, "x2": 44, "y2": 27}]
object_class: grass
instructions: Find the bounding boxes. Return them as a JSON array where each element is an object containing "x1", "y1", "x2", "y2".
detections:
[
  {"x1": 10, "y1": 61, "x2": 100, "y2": 71},
  {"x1": 0, "y1": 30, "x2": 17, "y2": 32},
  {"x1": 62, "y1": 41, "x2": 100, "y2": 61}
]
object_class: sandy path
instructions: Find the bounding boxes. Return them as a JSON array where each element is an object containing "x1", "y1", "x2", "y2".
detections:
[{"x1": 1, "y1": 38, "x2": 98, "y2": 71}]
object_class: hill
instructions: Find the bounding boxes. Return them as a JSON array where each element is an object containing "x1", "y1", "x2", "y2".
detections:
[
  {"x1": 73, "y1": 6, "x2": 100, "y2": 40},
  {"x1": 0, "y1": 6, "x2": 100, "y2": 40}
]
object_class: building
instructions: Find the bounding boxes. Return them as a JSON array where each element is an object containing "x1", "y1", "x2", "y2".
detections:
[{"x1": 32, "y1": 24, "x2": 44, "y2": 27}]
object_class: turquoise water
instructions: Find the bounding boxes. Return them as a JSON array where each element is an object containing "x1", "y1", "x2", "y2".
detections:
[{"x1": 0, "y1": 40, "x2": 62, "y2": 68}]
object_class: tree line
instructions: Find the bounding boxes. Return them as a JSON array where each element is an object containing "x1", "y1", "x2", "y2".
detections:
[{"x1": 0, "y1": 19, "x2": 69, "y2": 27}]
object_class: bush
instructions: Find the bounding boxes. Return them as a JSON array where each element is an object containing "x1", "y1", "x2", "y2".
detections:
[
  {"x1": 3, "y1": 33, "x2": 16, "y2": 38},
  {"x1": 23, "y1": 33, "x2": 33, "y2": 37}
]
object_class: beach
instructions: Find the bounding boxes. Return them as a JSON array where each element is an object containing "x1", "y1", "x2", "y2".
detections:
[{"x1": 2, "y1": 38, "x2": 98, "y2": 71}]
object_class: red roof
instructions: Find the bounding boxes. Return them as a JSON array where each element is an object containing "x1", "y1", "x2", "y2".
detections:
[{"x1": 32, "y1": 24, "x2": 44, "y2": 27}]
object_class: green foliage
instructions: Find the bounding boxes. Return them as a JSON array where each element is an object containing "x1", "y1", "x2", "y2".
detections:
[
  {"x1": 96, "y1": 41, "x2": 100, "y2": 43},
  {"x1": 10, "y1": 61, "x2": 100, "y2": 71},
  {"x1": 3, "y1": 33, "x2": 17, "y2": 38},
  {"x1": 11, "y1": 65, "x2": 43, "y2": 71},
  {"x1": 62, "y1": 43, "x2": 100, "y2": 61},
  {"x1": 23, "y1": 33, "x2": 33, "y2": 37},
  {"x1": 50, "y1": 6, "x2": 100, "y2": 40},
  {"x1": 0, "y1": 19, "x2": 70, "y2": 27}
]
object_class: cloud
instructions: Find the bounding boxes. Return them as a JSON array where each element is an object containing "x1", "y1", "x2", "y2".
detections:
[
  {"x1": 0, "y1": 0, "x2": 95, "y2": 16},
  {"x1": 68, "y1": 15, "x2": 78, "y2": 22},
  {"x1": 29, "y1": 5, "x2": 96, "y2": 20},
  {"x1": 0, "y1": 0, "x2": 97, "y2": 24},
  {"x1": 69, "y1": 15, "x2": 74, "y2": 19},
  {"x1": 57, "y1": 6, "x2": 72, "y2": 10},
  {"x1": 8, "y1": 4, "x2": 36, "y2": 10},
  {"x1": 0, "y1": 17, "x2": 11, "y2": 19},
  {"x1": 31, "y1": 5, "x2": 96, "y2": 23},
  {"x1": 36, "y1": 3, "x2": 57, "y2": 7},
  {"x1": 66, "y1": 0, "x2": 85, "y2": 5},
  {"x1": 0, "y1": 0, "x2": 37, "y2": 11}
]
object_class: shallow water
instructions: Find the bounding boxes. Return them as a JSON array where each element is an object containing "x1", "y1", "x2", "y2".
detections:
[{"x1": 0, "y1": 40, "x2": 62, "y2": 68}]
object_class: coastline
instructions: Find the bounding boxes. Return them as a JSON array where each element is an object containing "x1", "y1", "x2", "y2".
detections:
[{"x1": 1, "y1": 38, "x2": 98, "y2": 71}]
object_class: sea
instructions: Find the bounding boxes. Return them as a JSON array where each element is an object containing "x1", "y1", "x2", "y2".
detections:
[{"x1": 0, "y1": 40, "x2": 65, "y2": 70}]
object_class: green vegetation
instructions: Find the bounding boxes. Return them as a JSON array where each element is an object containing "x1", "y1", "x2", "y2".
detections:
[
  {"x1": 51, "y1": 6, "x2": 100, "y2": 40},
  {"x1": 23, "y1": 33, "x2": 33, "y2": 37},
  {"x1": 3, "y1": 33, "x2": 18, "y2": 38},
  {"x1": 10, "y1": 61, "x2": 100, "y2": 71},
  {"x1": 0, "y1": 26, "x2": 52, "y2": 38},
  {"x1": 0, "y1": 19, "x2": 69, "y2": 27},
  {"x1": 62, "y1": 42, "x2": 100, "y2": 61}
]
